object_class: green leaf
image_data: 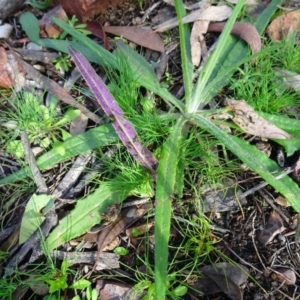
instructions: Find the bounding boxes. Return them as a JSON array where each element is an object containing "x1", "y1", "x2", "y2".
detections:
[
  {"x1": 174, "y1": 0, "x2": 193, "y2": 108},
  {"x1": 113, "y1": 247, "x2": 129, "y2": 256},
  {"x1": 19, "y1": 12, "x2": 40, "y2": 42},
  {"x1": 54, "y1": 109, "x2": 81, "y2": 126},
  {"x1": 193, "y1": 114, "x2": 300, "y2": 212},
  {"x1": 69, "y1": 279, "x2": 91, "y2": 290},
  {"x1": 173, "y1": 285, "x2": 188, "y2": 296},
  {"x1": 20, "y1": 194, "x2": 54, "y2": 244},
  {"x1": 0, "y1": 124, "x2": 118, "y2": 185},
  {"x1": 155, "y1": 117, "x2": 186, "y2": 299},
  {"x1": 45, "y1": 175, "x2": 132, "y2": 250},
  {"x1": 47, "y1": 274, "x2": 68, "y2": 293}
]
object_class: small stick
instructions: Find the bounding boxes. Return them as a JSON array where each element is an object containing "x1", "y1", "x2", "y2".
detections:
[{"x1": 20, "y1": 131, "x2": 48, "y2": 194}]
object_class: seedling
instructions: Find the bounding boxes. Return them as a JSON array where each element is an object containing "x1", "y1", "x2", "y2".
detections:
[
  {"x1": 59, "y1": 16, "x2": 91, "y2": 40},
  {"x1": 1, "y1": 91, "x2": 80, "y2": 158},
  {"x1": 52, "y1": 53, "x2": 72, "y2": 72}
]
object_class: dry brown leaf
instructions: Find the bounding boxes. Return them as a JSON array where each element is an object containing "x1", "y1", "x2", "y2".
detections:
[
  {"x1": 57, "y1": 0, "x2": 125, "y2": 22},
  {"x1": 86, "y1": 21, "x2": 110, "y2": 50},
  {"x1": 153, "y1": 5, "x2": 232, "y2": 32},
  {"x1": 190, "y1": 262, "x2": 249, "y2": 299},
  {"x1": 39, "y1": 5, "x2": 67, "y2": 38},
  {"x1": 274, "y1": 195, "x2": 291, "y2": 207},
  {"x1": 257, "y1": 211, "x2": 286, "y2": 245},
  {"x1": 225, "y1": 99, "x2": 292, "y2": 139},
  {"x1": 266, "y1": 10, "x2": 300, "y2": 41},
  {"x1": 189, "y1": 6, "x2": 235, "y2": 66},
  {"x1": 98, "y1": 280, "x2": 135, "y2": 300},
  {"x1": 93, "y1": 203, "x2": 152, "y2": 270},
  {"x1": 0, "y1": 47, "x2": 27, "y2": 89},
  {"x1": 104, "y1": 26, "x2": 164, "y2": 52},
  {"x1": 208, "y1": 22, "x2": 261, "y2": 55},
  {"x1": 274, "y1": 268, "x2": 296, "y2": 285},
  {"x1": 190, "y1": 20, "x2": 208, "y2": 66}
]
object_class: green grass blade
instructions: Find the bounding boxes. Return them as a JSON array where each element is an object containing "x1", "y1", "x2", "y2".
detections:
[
  {"x1": 196, "y1": 0, "x2": 282, "y2": 107},
  {"x1": 0, "y1": 125, "x2": 118, "y2": 185},
  {"x1": 155, "y1": 117, "x2": 186, "y2": 298},
  {"x1": 174, "y1": 0, "x2": 193, "y2": 109},
  {"x1": 193, "y1": 114, "x2": 300, "y2": 212},
  {"x1": 188, "y1": 0, "x2": 245, "y2": 112}
]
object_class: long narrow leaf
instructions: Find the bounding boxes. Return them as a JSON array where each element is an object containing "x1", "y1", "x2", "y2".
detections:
[
  {"x1": 69, "y1": 47, "x2": 158, "y2": 176},
  {"x1": 45, "y1": 175, "x2": 132, "y2": 250},
  {"x1": 155, "y1": 117, "x2": 186, "y2": 298},
  {"x1": 193, "y1": 114, "x2": 300, "y2": 212},
  {"x1": 174, "y1": 0, "x2": 193, "y2": 108}
]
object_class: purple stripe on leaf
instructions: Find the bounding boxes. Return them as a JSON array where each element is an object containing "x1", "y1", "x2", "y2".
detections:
[{"x1": 69, "y1": 47, "x2": 158, "y2": 177}]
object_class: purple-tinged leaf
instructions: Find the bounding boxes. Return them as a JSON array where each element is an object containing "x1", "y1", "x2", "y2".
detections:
[{"x1": 69, "y1": 47, "x2": 158, "y2": 177}]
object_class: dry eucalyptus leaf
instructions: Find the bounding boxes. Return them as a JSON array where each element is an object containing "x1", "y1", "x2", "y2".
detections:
[
  {"x1": 103, "y1": 26, "x2": 164, "y2": 52},
  {"x1": 153, "y1": 5, "x2": 232, "y2": 32},
  {"x1": 225, "y1": 99, "x2": 293, "y2": 139}
]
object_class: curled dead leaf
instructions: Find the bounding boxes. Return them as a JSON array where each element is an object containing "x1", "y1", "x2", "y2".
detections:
[
  {"x1": 225, "y1": 99, "x2": 293, "y2": 139},
  {"x1": 208, "y1": 22, "x2": 261, "y2": 55}
]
